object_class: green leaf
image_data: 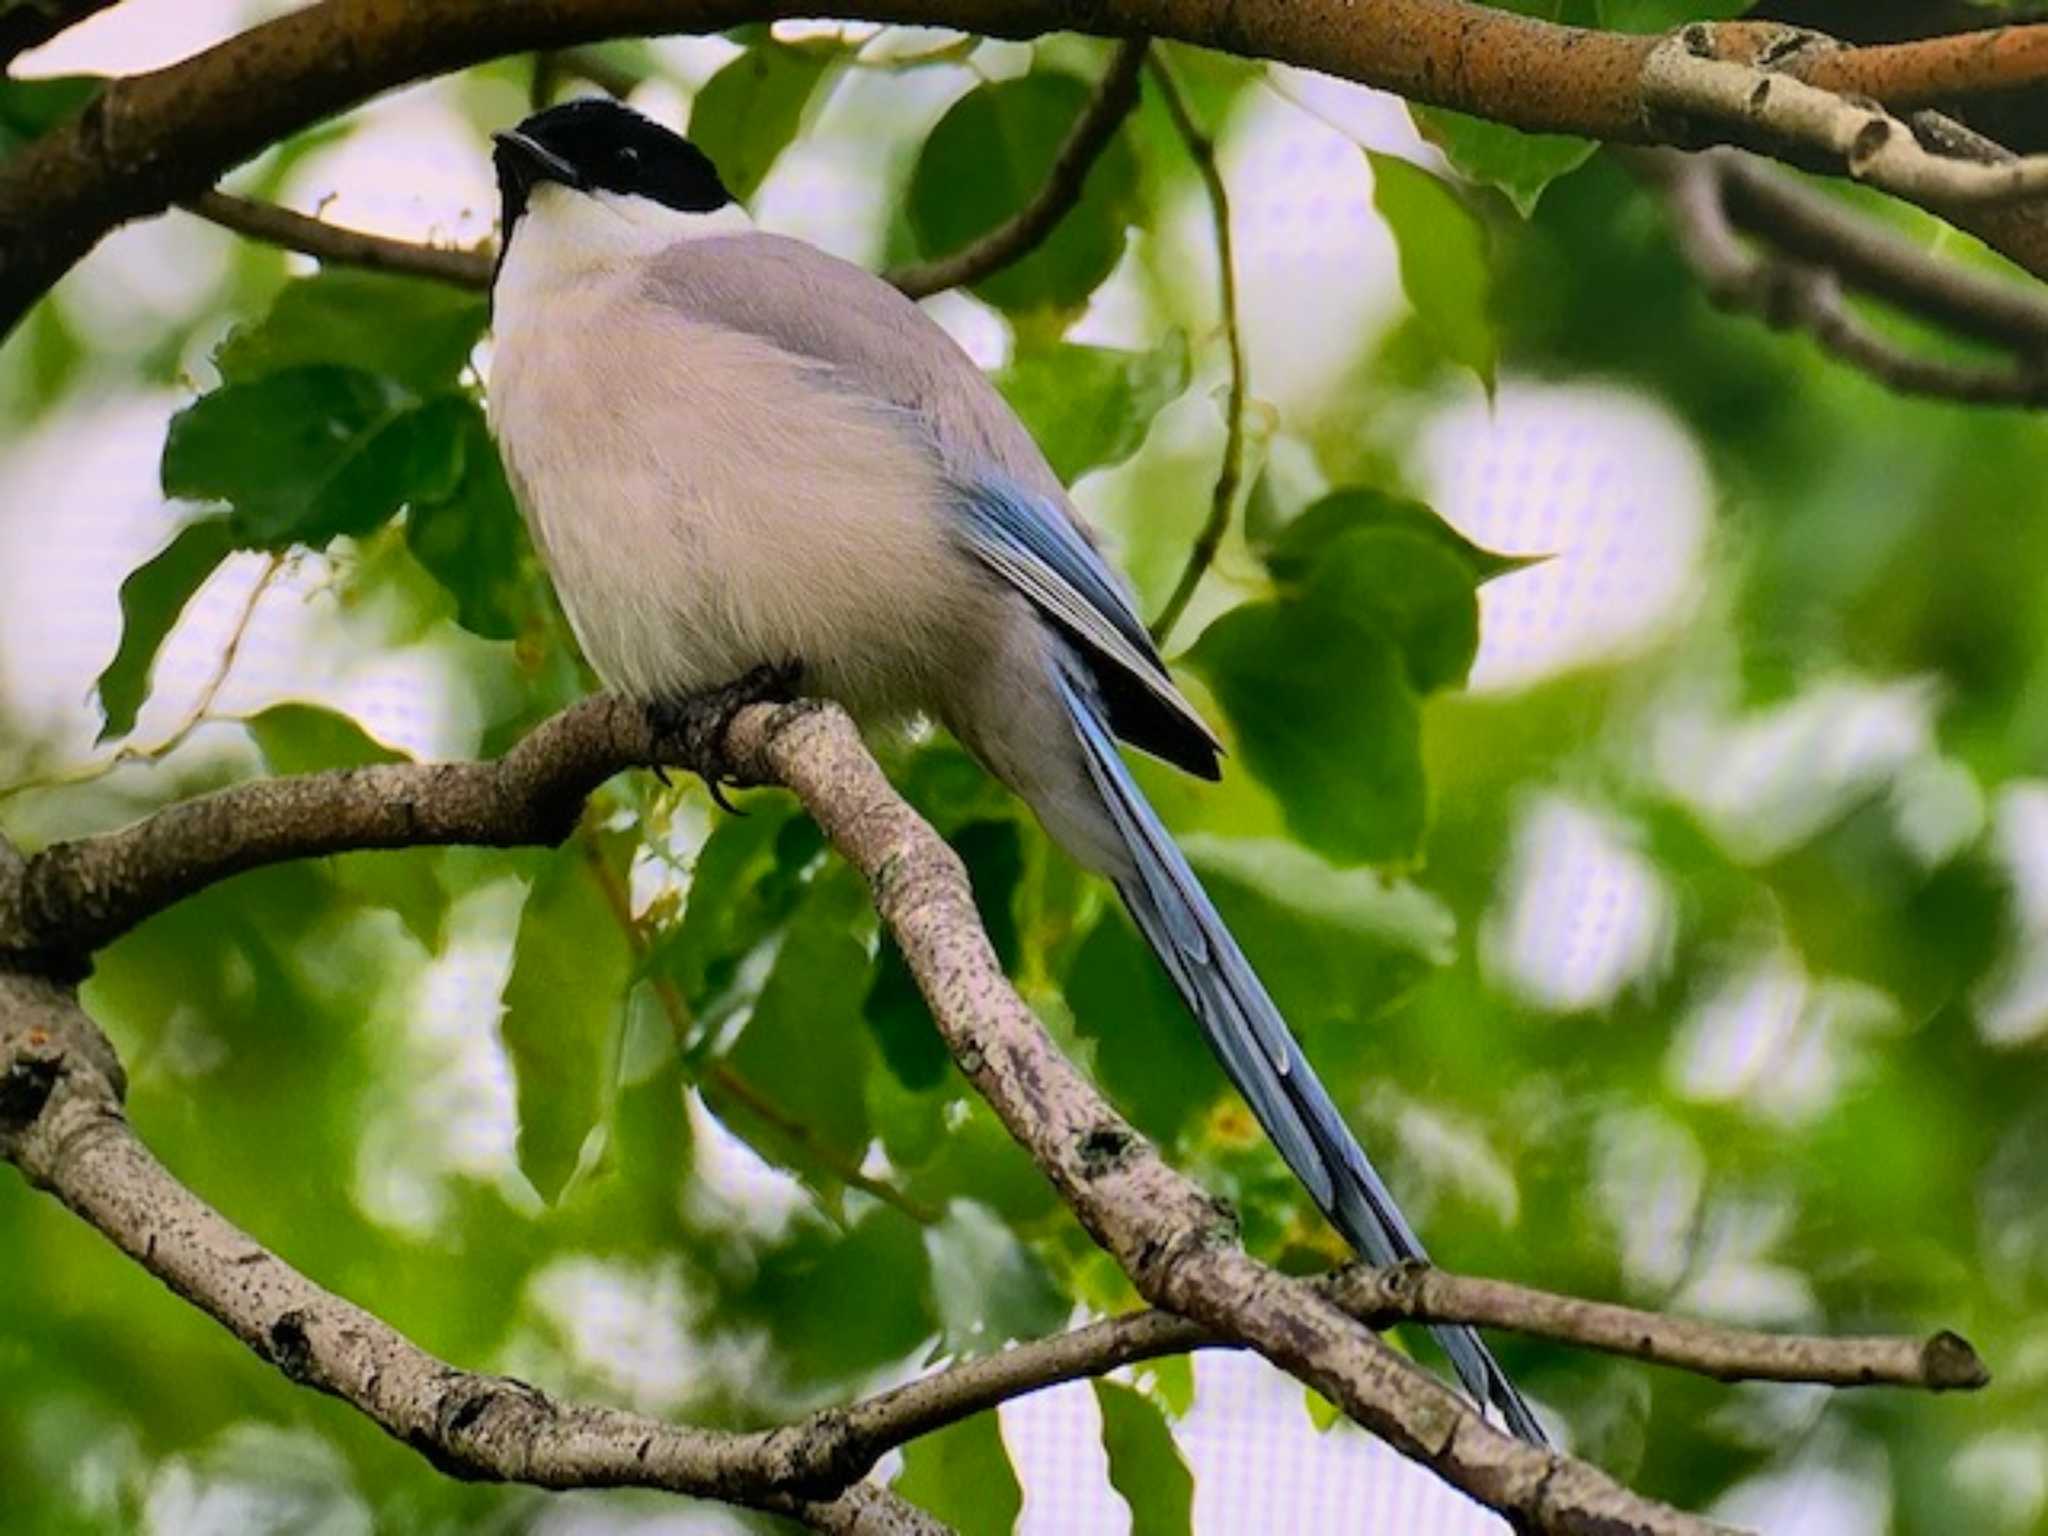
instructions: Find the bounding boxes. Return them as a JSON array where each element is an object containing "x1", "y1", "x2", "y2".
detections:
[
  {"x1": 1262, "y1": 487, "x2": 1535, "y2": 587},
  {"x1": 714, "y1": 901, "x2": 875, "y2": 1179},
  {"x1": 1391, "y1": 0, "x2": 1611, "y2": 216},
  {"x1": 244, "y1": 698, "x2": 451, "y2": 953},
  {"x1": 214, "y1": 270, "x2": 487, "y2": 395},
  {"x1": 1094, "y1": 1380, "x2": 1195, "y2": 1536},
  {"x1": 245, "y1": 702, "x2": 404, "y2": 774},
  {"x1": 1187, "y1": 597, "x2": 1427, "y2": 866},
  {"x1": 499, "y1": 845, "x2": 634, "y2": 1201},
  {"x1": 1303, "y1": 1384, "x2": 1342, "y2": 1432},
  {"x1": 994, "y1": 331, "x2": 1189, "y2": 484},
  {"x1": 909, "y1": 71, "x2": 1139, "y2": 318},
  {"x1": 688, "y1": 41, "x2": 835, "y2": 203},
  {"x1": 923, "y1": 1200, "x2": 1069, "y2": 1355},
  {"x1": 1367, "y1": 152, "x2": 1496, "y2": 388},
  {"x1": 1185, "y1": 835, "x2": 1455, "y2": 1030},
  {"x1": 653, "y1": 798, "x2": 813, "y2": 1014},
  {"x1": 864, "y1": 936, "x2": 955, "y2": 1091},
  {"x1": 864, "y1": 819, "x2": 1024, "y2": 1091},
  {"x1": 1069, "y1": 911, "x2": 1223, "y2": 1146},
  {"x1": 1309, "y1": 528, "x2": 1480, "y2": 695},
  {"x1": 1410, "y1": 108, "x2": 1595, "y2": 218},
  {"x1": 895, "y1": 1410, "x2": 1023, "y2": 1536},
  {"x1": 904, "y1": 1095, "x2": 1062, "y2": 1225},
  {"x1": 162, "y1": 370, "x2": 465, "y2": 549},
  {"x1": 0, "y1": 75, "x2": 98, "y2": 153},
  {"x1": 1137, "y1": 1354, "x2": 1195, "y2": 1418},
  {"x1": 1593, "y1": 0, "x2": 1749, "y2": 31},
  {"x1": 745, "y1": 1207, "x2": 937, "y2": 1380},
  {"x1": 93, "y1": 517, "x2": 234, "y2": 742},
  {"x1": 404, "y1": 398, "x2": 534, "y2": 640}
]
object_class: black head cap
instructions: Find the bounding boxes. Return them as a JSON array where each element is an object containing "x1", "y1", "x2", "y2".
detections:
[{"x1": 492, "y1": 98, "x2": 731, "y2": 234}]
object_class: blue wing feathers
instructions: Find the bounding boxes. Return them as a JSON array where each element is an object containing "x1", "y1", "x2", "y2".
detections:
[{"x1": 956, "y1": 481, "x2": 1222, "y2": 780}]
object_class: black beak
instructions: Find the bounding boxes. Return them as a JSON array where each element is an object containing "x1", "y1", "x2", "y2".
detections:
[{"x1": 491, "y1": 129, "x2": 584, "y2": 191}]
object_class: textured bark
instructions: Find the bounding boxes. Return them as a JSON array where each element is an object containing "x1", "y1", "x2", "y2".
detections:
[
  {"x1": 5, "y1": 3, "x2": 2048, "y2": 334},
  {"x1": 0, "y1": 692, "x2": 1991, "y2": 1533}
]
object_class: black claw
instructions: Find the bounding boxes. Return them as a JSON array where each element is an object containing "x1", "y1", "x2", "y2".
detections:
[{"x1": 643, "y1": 661, "x2": 807, "y2": 816}]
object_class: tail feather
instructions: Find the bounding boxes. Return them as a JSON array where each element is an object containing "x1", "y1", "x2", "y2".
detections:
[{"x1": 1052, "y1": 660, "x2": 1546, "y2": 1445}]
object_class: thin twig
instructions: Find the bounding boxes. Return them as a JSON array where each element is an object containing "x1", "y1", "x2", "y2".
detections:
[
  {"x1": 881, "y1": 39, "x2": 1148, "y2": 299},
  {"x1": 1703, "y1": 149, "x2": 2048, "y2": 353},
  {"x1": 184, "y1": 190, "x2": 493, "y2": 288},
  {"x1": 1146, "y1": 51, "x2": 1248, "y2": 648},
  {"x1": 188, "y1": 35, "x2": 1140, "y2": 308},
  {"x1": 1640, "y1": 148, "x2": 2048, "y2": 406},
  {"x1": 0, "y1": 553, "x2": 285, "y2": 805}
]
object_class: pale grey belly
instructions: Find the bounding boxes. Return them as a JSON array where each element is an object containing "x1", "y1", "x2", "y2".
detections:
[{"x1": 493, "y1": 319, "x2": 1012, "y2": 727}]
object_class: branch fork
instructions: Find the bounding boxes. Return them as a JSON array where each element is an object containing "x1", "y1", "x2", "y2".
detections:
[{"x1": 0, "y1": 687, "x2": 1991, "y2": 1535}]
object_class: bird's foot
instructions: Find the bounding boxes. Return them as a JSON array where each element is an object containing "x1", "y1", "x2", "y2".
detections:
[{"x1": 645, "y1": 660, "x2": 805, "y2": 813}]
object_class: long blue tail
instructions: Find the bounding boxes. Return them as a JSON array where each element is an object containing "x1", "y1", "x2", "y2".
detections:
[{"x1": 1052, "y1": 660, "x2": 1546, "y2": 1444}]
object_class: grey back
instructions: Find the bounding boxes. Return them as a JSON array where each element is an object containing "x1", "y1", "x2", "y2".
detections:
[{"x1": 641, "y1": 232, "x2": 1067, "y2": 507}]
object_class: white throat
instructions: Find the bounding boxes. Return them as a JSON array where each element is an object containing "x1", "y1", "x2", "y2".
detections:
[{"x1": 495, "y1": 183, "x2": 753, "y2": 317}]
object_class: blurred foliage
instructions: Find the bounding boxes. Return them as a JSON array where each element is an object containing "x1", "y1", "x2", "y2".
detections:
[{"x1": 4, "y1": 12, "x2": 2048, "y2": 1536}]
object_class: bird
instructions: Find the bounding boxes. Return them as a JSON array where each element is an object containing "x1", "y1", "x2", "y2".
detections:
[{"x1": 483, "y1": 94, "x2": 1544, "y2": 1444}]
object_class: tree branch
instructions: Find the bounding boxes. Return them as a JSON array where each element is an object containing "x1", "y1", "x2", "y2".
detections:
[
  {"x1": 1698, "y1": 149, "x2": 2048, "y2": 353},
  {"x1": 713, "y1": 702, "x2": 1732, "y2": 1535},
  {"x1": 184, "y1": 189, "x2": 493, "y2": 287},
  {"x1": 11, "y1": 4, "x2": 2048, "y2": 340},
  {"x1": 0, "y1": 692, "x2": 1991, "y2": 1532},
  {"x1": 1784, "y1": 23, "x2": 2048, "y2": 109},
  {"x1": 881, "y1": 37, "x2": 1146, "y2": 299},
  {"x1": 1146, "y1": 49, "x2": 1248, "y2": 649},
  {"x1": 0, "y1": 968, "x2": 942, "y2": 1535},
  {"x1": 0, "y1": 692, "x2": 673, "y2": 973},
  {"x1": 185, "y1": 34, "x2": 1142, "y2": 306},
  {"x1": 1634, "y1": 147, "x2": 2048, "y2": 406},
  {"x1": 1642, "y1": 29, "x2": 2048, "y2": 209}
]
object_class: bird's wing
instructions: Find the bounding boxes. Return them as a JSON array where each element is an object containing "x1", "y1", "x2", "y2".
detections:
[
  {"x1": 642, "y1": 232, "x2": 1064, "y2": 499},
  {"x1": 642, "y1": 232, "x2": 1219, "y2": 776}
]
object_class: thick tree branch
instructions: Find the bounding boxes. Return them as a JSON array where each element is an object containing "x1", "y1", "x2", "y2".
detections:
[
  {"x1": 1783, "y1": 24, "x2": 2048, "y2": 109},
  {"x1": 1635, "y1": 147, "x2": 2048, "y2": 406},
  {"x1": 11, "y1": 4, "x2": 2048, "y2": 340},
  {"x1": 0, "y1": 693, "x2": 673, "y2": 973},
  {"x1": 1147, "y1": 49, "x2": 1248, "y2": 649},
  {"x1": 882, "y1": 37, "x2": 1146, "y2": 298}
]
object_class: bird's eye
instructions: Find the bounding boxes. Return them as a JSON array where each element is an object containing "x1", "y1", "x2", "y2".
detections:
[{"x1": 618, "y1": 145, "x2": 641, "y2": 165}]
